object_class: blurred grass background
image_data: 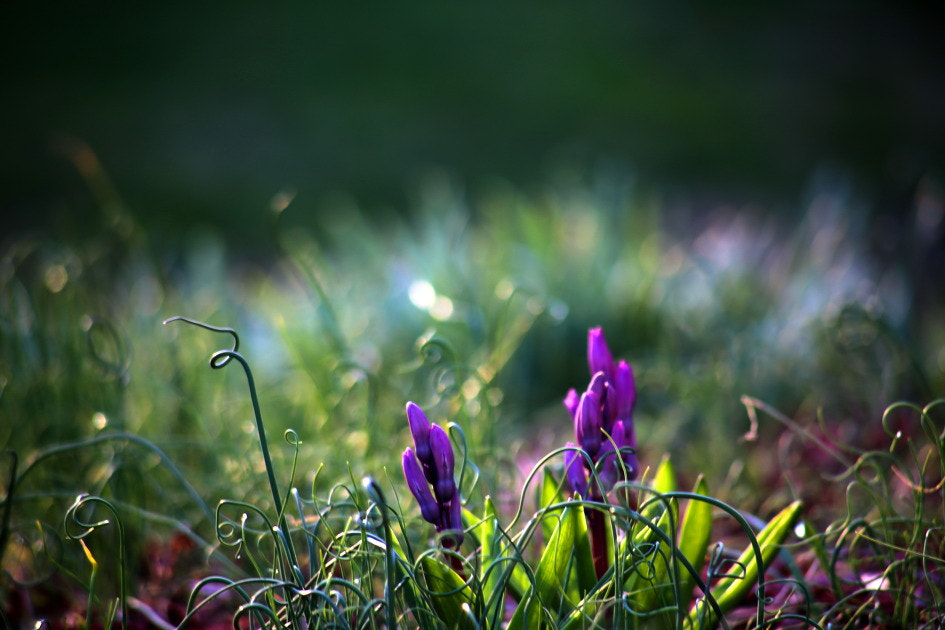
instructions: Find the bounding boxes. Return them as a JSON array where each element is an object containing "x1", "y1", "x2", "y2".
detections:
[{"x1": 2, "y1": 1, "x2": 945, "y2": 603}]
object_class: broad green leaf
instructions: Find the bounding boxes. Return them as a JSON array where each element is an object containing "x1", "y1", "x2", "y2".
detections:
[
  {"x1": 651, "y1": 455, "x2": 677, "y2": 495},
  {"x1": 507, "y1": 503, "x2": 588, "y2": 630},
  {"x1": 676, "y1": 476, "x2": 713, "y2": 610},
  {"x1": 420, "y1": 555, "x2": 476, "y2": 630},
  {"x1": 686, "y1": 500, "x2": 802, "y2": 629}
]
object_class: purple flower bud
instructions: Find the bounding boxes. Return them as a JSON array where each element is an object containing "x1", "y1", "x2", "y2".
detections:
[
  {"x1": 564, "y1": 443, "x2": 588, "y2": 497},
  {"x1": 601, "y1": 381, "x2": 617, "y2": 433},
  {"x1": 588, "y1": 327, "x2": 615, "y2": 382},
  {"x1": 588, "y1": 371, "x2": 607, "y2": 400},
  {"x1": 613, "y1": 360, "x2": 636, "y2": 421},
  {"x1": 598, "y1": 421, "x2": 628, "y2": 490},
  {"x1": 406, "y1": 402, "x2": 433, "y2": 466},
  {"x1": 402, "y1": 448, "x2": 440, "y2": 524},
  {"x1": 563, "y1": 388, "x2": 580, "y2": 418},
  {"x1": 609, "y1": 420, "x2": 628, "y2": 451},
  {"x1": 429, "y1": 424, "x2": 456, "y2": 504},
  {"x1": 576, "y1": 390, "x2": 602, "y2": 457},
  {"x1": 597, "y1": 438, "x2": 618, "y2": 491}
]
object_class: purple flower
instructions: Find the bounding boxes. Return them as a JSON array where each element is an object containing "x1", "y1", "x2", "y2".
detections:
[
  {"x1": 612, "y1": 360, "x2": 636, "y2": 421},
  {"x1": 599, "y1": 420, "x2": 635, "y2": 489},
  {"x1": 563, "y1": 328, "x2": 641, "y2": 497},
  {"x1": 564, "y1": 443, "x2": 589, "y2": 497},
  {"x1": 597, "y1": 438, "x2": 619, "y2": 491},
  {"x1": 406, "y1": 401, "x2": 433, "y2": 466},
  {"x1": 402, "y1": 403, "x2": 464, "y2": 548},
  {"x1": 563, "y1": 388, "x2": 580, "y2": 417},
  {"x1": 429, "y1": 424, "x2": 456, "y2": 504},
  {"x1": 403, "y1": 448, "x2": 440, "y2": 524},
  {"x1": 576, "y1": 390, "x2": 602, "y2": 457},
  {"x1": 588, "y1": 371, "x2": 607, "y2": 401},
  {"x1": 588, "y1": 327, "x2": 615, "y2": 382}
]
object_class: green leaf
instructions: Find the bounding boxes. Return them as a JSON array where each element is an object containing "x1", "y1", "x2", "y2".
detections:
[
  {"x1": 676, "y1": 476, "x2": 713, "y2": 610},
  {"x1": 686, "y1": 500, "x2": 802, "y2": 629},
  {"x1": 507, "y1": 503, "x2": 588, "y2": 630},
  {"x1": 571, "y1": 502, "x2": 598, "y2": 597},
  {"x1": 651, "y1": 455, "x2": 677, "y2": 495},
  {"x1": 420, "y1": 555, "x2": 476, "y2": 630}
]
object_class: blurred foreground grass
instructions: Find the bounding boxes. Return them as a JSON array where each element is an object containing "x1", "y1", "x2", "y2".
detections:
[{"x1": 1, "y1": 161, "x2": 943, "y2": 610}]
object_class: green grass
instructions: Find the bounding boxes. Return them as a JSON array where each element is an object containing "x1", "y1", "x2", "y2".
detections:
[{"x1": 1, "y1": 163, "x2": 943, "y2": 627}]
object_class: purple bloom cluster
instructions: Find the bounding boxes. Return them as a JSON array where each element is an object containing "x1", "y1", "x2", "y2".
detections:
[
  {"x1": 402, "y1": 402, "x2": 464, "y2": 547},
  {"x1": 563, "y1": 327, "x2": 639, "y2": 498}
]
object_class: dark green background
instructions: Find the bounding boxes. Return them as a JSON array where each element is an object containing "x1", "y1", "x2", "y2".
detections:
[{"x1": 3, "y1": 1, "x2": 943, "y2": 249}]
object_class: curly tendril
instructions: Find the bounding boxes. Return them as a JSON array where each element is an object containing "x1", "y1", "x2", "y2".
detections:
[
  {"x1": 166, "y1": 315, "x2": 309, "y2": 621},
  {"x1": 64, "y1": 494, "x2": 127, "y2": 630},
  {"x1": 163, "y1": 315, "x2": 239, "y2": 366}
]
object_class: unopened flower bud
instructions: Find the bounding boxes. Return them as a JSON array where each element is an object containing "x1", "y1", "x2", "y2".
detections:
[
  {"x1": 599, "y1": 421, "x2": 630, "y2": 491},
  {"x1": 563, "y1": 388, "x2": 580, "y2": 418},
  {"x1": 402, "y1": 448, "x2": 440, "y2": 524},
  {"x1": 588, "y1": 371, "x2": 607, "y2": 400},
  {"x1": 588, "y1": 327, "x2": 615, "y2": 382},
  {"x1": 564, "y1": 443, "x2": 589, "y2": 498},
  {"x1": 597, "y1": 439, "x2": 618, "y2": 491},
  {"x1": 613, "y1": 360, "x2": 636, "y2": 420},
  {"x1": 576, "y1": 390, "x2": 602, "y2": 457},
  {"x1": 429, "y1": 424, "x2": 456, "y2": 504},
  {"x1": 406, "y1": 402, "x2": 433, "y2": 466}
]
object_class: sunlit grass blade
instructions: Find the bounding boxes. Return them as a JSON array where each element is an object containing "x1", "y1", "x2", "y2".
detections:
[
  {"x1": 651, "y1": 455, "x2": 677, "y2": 495},
  {"x1": 686, "y1": 500, "x2": 803, "y2": 629},
  {"x1": 676, "y1": 476, "x2": 712, "y2": 611}
]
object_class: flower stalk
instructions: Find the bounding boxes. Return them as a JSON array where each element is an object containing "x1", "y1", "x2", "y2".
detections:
[{"x1": 563, "y1": 327, "x2": 639, "y2": 578}]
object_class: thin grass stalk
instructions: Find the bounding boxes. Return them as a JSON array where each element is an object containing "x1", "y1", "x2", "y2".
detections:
[{"x1": 64, "y1": 495, "x2": 127, "y2": 630}]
